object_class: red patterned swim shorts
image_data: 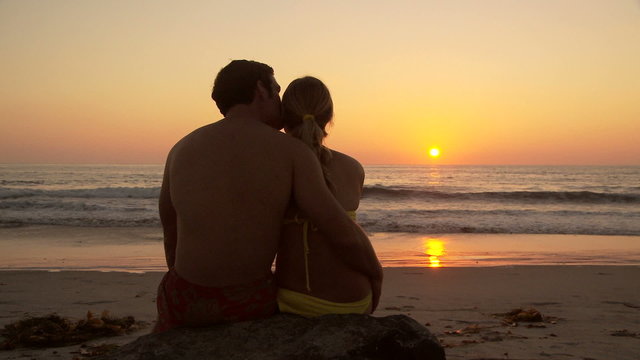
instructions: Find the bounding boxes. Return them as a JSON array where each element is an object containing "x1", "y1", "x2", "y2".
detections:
[{"x1": 153, "y1": 269, "x2": 277, "y2": 333}]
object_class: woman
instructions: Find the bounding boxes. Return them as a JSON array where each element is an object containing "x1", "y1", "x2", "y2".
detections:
[{"x1": 275, "y1": 76, "x2": 376, "y2": 317}]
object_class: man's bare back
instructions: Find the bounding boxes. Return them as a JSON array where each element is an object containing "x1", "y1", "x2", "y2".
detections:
[{"x1": 166, "y1": 117, "x2": 301, "y2": 286}]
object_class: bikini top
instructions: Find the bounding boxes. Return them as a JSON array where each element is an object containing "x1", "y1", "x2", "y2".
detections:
[{"x1": 283, "y1": 210, "x2": 357, "y2": 293}]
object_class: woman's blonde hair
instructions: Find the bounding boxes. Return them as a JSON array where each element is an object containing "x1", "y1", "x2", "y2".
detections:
[{"x1": 282, "y1": 76, "x2": 334, "y2": 192}]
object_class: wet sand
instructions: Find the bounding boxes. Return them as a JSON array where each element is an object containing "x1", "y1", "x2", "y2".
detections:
[
  {"x1": 1, "y1": 266, "x2": 639, "y2": 360},
  {"x1": 2, "y1": 226, "x2": 639, "y2": 270}
]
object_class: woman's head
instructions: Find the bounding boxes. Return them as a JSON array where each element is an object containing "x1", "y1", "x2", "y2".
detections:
[
  {"x1": 282, "y1": 76, "x2": 335, "y2": 190},
  {"x1": 282, "y1": 76, "x2": 333, "y2": 143}
]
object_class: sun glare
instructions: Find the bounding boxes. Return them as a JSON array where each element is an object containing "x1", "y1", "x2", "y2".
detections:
[
  {"x1": 429, "y1": 148, "x2": 440, "y2": 158},
  {"x1": 423, "y1": 238, "x2": 446, "y2": 268}
]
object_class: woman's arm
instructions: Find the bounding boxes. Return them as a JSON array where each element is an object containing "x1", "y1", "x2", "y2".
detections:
[{"x1": 357, "y1": 164, "x2": 383, "y2": 312}]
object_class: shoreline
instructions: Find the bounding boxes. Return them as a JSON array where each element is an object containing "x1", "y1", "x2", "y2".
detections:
[
  {"x1": 1, "y1": 226, "x2": 639, "y2": 272},
  {"x1": 1, "y1": 266, "x2": 639, "y2": 359}
]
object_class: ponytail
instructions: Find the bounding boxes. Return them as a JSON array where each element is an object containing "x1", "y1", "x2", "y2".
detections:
[
  {"x1": 282, "y1": 77, "x2": 336, "y2": 193},
  {"x1": 289, "y1": 114, "x2": 335, "y2": 193}
]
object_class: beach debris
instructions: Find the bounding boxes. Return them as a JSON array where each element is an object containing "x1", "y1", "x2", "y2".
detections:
[
  {"x1": 0, "y1": 311, "x2": 146, "y2": 350},
  {"x1": 498, "y1": 308, "x2": 543, "y2": 323},
  {"x1": 71, "y1": 343, "x2": 120, "y2": 359},
  {"x1": 444, "y1": 324, "x2": 484, "y2": 335},
  {"x1": 610, "y1": 329, "x2": 639, "y2": 338},
  {"x1": 493, "y1": 307, "x2": 560, "y2": 327},
  {"x1": 440, "y1": 327, "x2": 530, "y2": 348},
  {"x1": 441, "y1": 324, "x2": 528, "y2": 348},
  {"x1": 526, "y1": 323, "x2": 547, "y2": 329}
]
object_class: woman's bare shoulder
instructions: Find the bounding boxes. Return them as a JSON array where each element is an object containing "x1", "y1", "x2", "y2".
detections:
[{"x1": 329, "y1": 150, "x2": 365, "y2": 178}]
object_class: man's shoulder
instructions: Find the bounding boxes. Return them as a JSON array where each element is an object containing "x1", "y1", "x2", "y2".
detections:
[
  {"x1": 166, "y1": 123, "x2": 217, "y2": 160},
  {"x1": 175, "y1": 122, "x2": 214, "y2": 144}
]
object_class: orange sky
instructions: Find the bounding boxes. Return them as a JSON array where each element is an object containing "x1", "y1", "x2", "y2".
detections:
[{"x1": 1, "y1": 0, "x2": 639, "y2": 165}]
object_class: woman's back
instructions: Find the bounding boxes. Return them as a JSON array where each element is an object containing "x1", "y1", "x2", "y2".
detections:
[
  {"x1": 276, "y1": 76, "x2": 379, "y2": 315},
  {"x1": 275, "y1": 149, "x2": 371, "y2": 303}
]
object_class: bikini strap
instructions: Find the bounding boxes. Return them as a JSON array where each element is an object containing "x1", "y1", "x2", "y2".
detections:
[
  {"x1": 284, "y1": 211, "x2": 357, "y2": 293},
  {"x1": 302, "y1": 220, "x2": 311, "y2": 292}
]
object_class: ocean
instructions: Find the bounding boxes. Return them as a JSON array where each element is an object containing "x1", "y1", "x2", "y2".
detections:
[
  {"x1": 1, "y1": 164, "x2": 639, "y2": 236},
  {"x1": 1, "y1": 164, "x2": 639, "y2": 270}
]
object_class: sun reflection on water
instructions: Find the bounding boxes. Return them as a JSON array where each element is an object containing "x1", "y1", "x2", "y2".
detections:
[
  {"x1": 426, "y1": 167, "x2": 441, "y2": 186},
  {"x1": 423, "y1": 238, "x2": 446, "y2": 267}
]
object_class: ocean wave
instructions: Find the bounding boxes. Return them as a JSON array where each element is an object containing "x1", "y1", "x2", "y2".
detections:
[
  {"x1": 402, "y1": 208, "x2": 638, "y2": 217},
  {"x1": 358, "y1": 218, "x2": 640, "y2": 236},
  {"x1": 0, "y1": 180, "x2": 45, "y2": 186},
  {"x1": 0, "y1": 217, "x2": 160, "y2": 228},
  {"x1": 354, "y1": 206, "x2": 640, "y2": 235},
  {"x1": 3, "y1": 208, "x2": 638, "y2": 235},
  {"x1": 362, "y1": 186, "x2": 640, "y2": 204},
  {"x1": 0, "y1": 199, "x2": 154, "y2": 212},
  {"x1": 0, "y1": 199, "x2": 108, "y2": 211},
  {"x1": 0, "y1": 186, "x2": 160, "y2": 200}
]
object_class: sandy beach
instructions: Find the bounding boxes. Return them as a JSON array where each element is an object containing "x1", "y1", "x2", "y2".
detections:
[{"x1": 1, "y1": 266, "x2": 639, "y2": 360}]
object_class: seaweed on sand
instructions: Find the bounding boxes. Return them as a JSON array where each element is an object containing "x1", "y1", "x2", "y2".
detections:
[
  {"x1": 494, "y1": 308, "x2": 543, "y2": 324},
  {"x1": 1, "y1": 311, "x2": 146, "y2": 350}
]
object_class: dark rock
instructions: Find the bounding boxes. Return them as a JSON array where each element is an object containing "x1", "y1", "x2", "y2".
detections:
[{"x1": 98, "y1": 314, "x2": 446, "y2": 360}]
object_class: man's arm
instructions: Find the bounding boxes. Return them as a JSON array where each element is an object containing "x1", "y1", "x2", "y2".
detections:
[
  {"x1": 356, "y1": 162, "x2": 382, "y2": 312},
  {"x1": 291, "y1": 145, "x2": 383, "y2": 299},
  {"x1": 159, "y1": 154, "x2": 177, "y2": 269}
]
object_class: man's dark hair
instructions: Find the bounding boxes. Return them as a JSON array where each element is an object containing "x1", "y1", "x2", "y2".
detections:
[{"x1": 211, "y1": 60, "x2": 275, "y2": 116}]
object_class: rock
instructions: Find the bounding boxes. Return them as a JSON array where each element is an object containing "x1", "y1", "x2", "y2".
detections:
[{"x1": 98, "y1": 314, "x2": 446, "y2": 360}]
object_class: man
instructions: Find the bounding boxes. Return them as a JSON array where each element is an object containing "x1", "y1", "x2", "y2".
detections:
[{"x1": 154, "y1": 60, "x2": 382, "y2": 332}]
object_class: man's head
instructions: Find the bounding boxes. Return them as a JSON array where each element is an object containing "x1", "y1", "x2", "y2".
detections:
[{"x1": 211, "y1": 60, "x2": 281, "y2": 124}]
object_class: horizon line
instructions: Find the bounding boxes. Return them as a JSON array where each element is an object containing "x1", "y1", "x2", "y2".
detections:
[{"x1": 1, "y1": 162, "x2": 639, "y2": 167}]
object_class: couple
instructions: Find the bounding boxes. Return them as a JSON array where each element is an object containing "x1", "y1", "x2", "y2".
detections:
[{"x1": 153, "y1": 60, "x2": 383, "y2": 333}]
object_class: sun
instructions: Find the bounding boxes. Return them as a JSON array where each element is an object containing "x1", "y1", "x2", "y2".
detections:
[{"x1": 428, "y1": 148, "x2": 440, "y2": 158}]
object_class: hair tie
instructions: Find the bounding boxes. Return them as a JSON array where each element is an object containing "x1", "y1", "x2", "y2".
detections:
[{"x1": 302, "y1": 114, "x2": 315, "y2": 122}]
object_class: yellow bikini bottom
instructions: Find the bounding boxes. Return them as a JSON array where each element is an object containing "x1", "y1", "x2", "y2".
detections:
[{"x1": 277, "y1": 288, "x2": 371, "y2": 318}]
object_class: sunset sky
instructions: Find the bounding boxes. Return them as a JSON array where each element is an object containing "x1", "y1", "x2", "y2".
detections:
[{"x1": 1, "y1": 0, "x2": 639, "y2": 165}]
